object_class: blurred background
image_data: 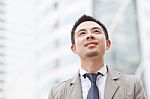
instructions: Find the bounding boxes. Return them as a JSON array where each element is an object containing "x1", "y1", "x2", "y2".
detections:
[{"x1": 0, "y1": 0, "x2": 150, "y2": 99}]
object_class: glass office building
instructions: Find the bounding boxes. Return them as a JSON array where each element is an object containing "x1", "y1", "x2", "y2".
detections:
[
  {"x1": 94, "y1": 0, "x2": 140, "y2": 74},
  {"x1": 44, "y1": 0, "x2": 150, "y2": 98},
  {"x1": 36, "y1": 0, "x2": 93, "y2": 99},
  {"x1": 2, "y1": 0, "x2": 150, "y2": 99},
  {"x1": 0, "y1": 0, "x2": 5, "y2": 99}
]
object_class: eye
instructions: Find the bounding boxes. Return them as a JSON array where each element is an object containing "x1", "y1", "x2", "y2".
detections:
[
  {"x1": 93, "y1": 30, "x2": 101, "y2": 34},
  {"x1": 78, "y1": 31, "x2": 86, "y2": 36},
  {"x1": 93, "y1": 29, "x2": 101, "y2": 34}
]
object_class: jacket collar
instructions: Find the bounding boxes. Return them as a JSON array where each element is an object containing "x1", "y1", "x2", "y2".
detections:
[{"x1": 67, "y1": 66, "x2": 121, "y2": 99}]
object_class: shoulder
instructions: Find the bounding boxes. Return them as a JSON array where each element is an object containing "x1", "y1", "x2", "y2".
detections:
[
  {"x1": 108, "y1": 67, "x2": 147, "y2": 97},
  {"x1": 48, "y1": 72, "x2": 81, "y2": 99},
  {"x1": 122, "y1": 73, "x2": 147, "y2": 98},
  {"x1": 107, "y1": 66, "x2": 140, "y2": 83},
  {"x1": 122, "y1": 73, "x2": 145, "y2": 93},
  {"x1": 48, "y1": 72, "x2": 80, "y2": 99},
  {"x1": 123, "y1": 74, "x2": 141, "y2": 84},
  {"x1": 49, "y1": 78, "x2": 72, "y2": 98},
  {"x1": 107, "y1": 67, "x2": 143, "y2": 88},
  {"x1": 109, "y1": 68, "x2": 145, "y2": 90},
  {"x1": 112, "y1": 69, "x2": 142, "y2": 84}
]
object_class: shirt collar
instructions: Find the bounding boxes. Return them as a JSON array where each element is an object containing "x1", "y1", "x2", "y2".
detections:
[{"x1": 80, "y1": 64, "x2": 107, "y2": 77}]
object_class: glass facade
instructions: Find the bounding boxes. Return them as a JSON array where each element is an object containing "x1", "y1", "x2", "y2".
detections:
[
  {"x1": 0, "y1": 0, "x2": 5, "y2": 99},
  {"x1": 93, "y1": 0, "x2": 140, "y2": 74},
  {"x1": 136, "y1": 0, "x2": 150, "y2": 98},
  {"x1": 38, "y1": 0, "x2": 150, "y2": 98},
  {"x1": 1, "y1": 0, "x2": 150, "y2": 99},
  {"x1": 36, "y1": 0, "x2": 92, "y2": 99}
]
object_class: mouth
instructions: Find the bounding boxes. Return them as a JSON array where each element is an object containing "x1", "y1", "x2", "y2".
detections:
[{"x1": 84, "y1": 41, "x2": 98, "y2": 47}]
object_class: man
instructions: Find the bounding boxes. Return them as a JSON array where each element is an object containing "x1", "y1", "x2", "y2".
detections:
[{"x1": 49, "y1": 15, "x2": 147, "y2": 99}]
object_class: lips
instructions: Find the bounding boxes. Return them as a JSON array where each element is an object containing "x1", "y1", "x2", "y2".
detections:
[{"x1": 84, "y1": 41, "x2": 98, "y2": 47}]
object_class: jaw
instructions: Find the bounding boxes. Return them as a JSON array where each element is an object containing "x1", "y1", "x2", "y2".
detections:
[{"x1": 83, "y1": 45, "x2": 105, "y2": 58}]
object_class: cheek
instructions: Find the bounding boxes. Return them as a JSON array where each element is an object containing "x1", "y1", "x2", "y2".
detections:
[
  {"x1": 98, "y1": 35, "x2": 106, "y2": 47},
  {"x1": 97, "y1": 35, "x2": 105, "y2": 42},
  {"x1": 75, "y1": 37, "x2": 84, "y2": 45},
  {"x1": 98, "y1": 35, "x2": 105, "y2": 40},
  {"x1": 74, "y1": 38, "x2": 82, "y2": 50},
  {"x1": 99, "y1": 41, "x2": 105, "y2": 48}
]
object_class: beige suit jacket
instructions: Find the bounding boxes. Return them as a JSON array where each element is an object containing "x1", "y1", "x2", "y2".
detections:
[{"x1": 49, "y1": 67, "x2": 147, "y2": 99}]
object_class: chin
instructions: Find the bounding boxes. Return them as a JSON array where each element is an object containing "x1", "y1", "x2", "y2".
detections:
[{"x1": 85, "y1": 51, "x2": 99, "y2": 57}]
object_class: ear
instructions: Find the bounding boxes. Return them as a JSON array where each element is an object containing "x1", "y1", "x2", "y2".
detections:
[
  {"x1": 106, "y1": 40, "x2": 111, "y2": 50},
  {"x1": 71, "y1": 44, "x2": 78, "y2": 54}
]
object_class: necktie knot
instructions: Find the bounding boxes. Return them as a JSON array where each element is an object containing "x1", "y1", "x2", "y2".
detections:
[{"x1": 84, "y1": 73, "x2": 99, "y2": 83}]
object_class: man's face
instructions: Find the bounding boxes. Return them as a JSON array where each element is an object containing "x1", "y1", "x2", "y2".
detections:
[{"x1": 71, "y1": 21, "x2": 111, "y2": 58}]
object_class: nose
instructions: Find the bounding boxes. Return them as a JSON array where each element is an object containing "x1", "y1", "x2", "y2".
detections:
[{"x1": 86, "y1": 35, "x2": 95, "y2": 40}]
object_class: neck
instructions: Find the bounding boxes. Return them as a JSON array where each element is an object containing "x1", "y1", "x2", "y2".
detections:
[{"x1": 80, "y1": 56, "x2": 104, "y2": 73}]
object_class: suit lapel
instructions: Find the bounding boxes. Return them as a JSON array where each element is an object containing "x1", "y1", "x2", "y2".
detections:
[
  {"x1": 65, "y1": 67, "x2": 121, "y2": 99},
  {"x1": 104, "y1": 67, "x2": 120, "y2": 99},
  {"x1": 66, "y1": 72, "x2": 83, "y2": 99}
]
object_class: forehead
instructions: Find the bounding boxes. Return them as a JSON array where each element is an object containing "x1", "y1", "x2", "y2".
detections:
[{"x1": 75, "y1": 21, "x2": 102, "y2": 33}]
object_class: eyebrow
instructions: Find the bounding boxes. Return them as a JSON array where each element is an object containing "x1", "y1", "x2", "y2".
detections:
[
  {"x1": 76, "y1": 27, "x2": 102, "y2": 34},
  {"x1": 91, "y1": 27, "x2": 102, "y2": 31}
]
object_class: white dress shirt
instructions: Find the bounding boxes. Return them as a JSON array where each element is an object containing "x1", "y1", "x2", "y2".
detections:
[{"x1": 80, "y1": 65, "x2": 108, "y2": 99}]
